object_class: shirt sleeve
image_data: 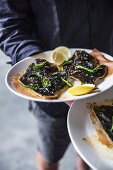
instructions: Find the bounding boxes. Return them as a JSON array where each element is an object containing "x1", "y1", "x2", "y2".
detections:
[{"x1": 0, "y1": 0, "x2": 44, "y2": 64}]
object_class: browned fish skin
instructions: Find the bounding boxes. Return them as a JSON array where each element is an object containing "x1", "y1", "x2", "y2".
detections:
[
  {"x1": 63, "y1": 50, "x2": 107, "y2": 84},
  {"x1": 93, "y1": 105, "x2": 113, "y2": 141},
  {"x1": 20, "y1": 59, "x2": 68, "y2": 96}
]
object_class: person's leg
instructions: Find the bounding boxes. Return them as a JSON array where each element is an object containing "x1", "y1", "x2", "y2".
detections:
[
  {"x1": 66, "y1": 102, "x2": 90, "y2": 170},
  {"x1": 36, "y1": 151, "x2": 58, "y2": 170},
  {"x1": 36, "y1": 152, "x2": 90, "y2": 170},
  {"x1": 33, "y1": 102, "x2": 70, "y2": 170},
  {"x1": 76, "y1": 154, "x2": 90, "y2": 170},
  {"x1": 32, "y1": 102, "x2": 90, "y2": 170}
]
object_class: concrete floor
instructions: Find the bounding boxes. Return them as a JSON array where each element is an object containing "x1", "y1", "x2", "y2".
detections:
[{"x1": 0, "y1": 50, "x2": 76, "y2": 170}]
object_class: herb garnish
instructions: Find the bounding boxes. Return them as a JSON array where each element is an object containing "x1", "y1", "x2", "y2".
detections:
[
  {"x1": 52, "y1": 72, "x2": 59, "y2": 76},
  {"x1": 29, "y1": 72, "x2": 40, "y2": 77},
  {"x1": 33, "y1": 61, "x2": 47, "y2": 69},
  {"x1": 23, "y1": 84, "x2": 39, "y2": 91},
  {"x1": 111, "y1": 116, "x2": 113, "y2": 132},
  {"x1": 61, "y1": 77, "x2": 73, "y2": 87},
  {"x1": 60, "y1": 60, "x2": 72, "y2": 66},
  {"x1": 42, "y1": 77, "x2": 51, "y2": 88},
  {"x1": 76, "y1": 65, "x2": 103, "y2": 73}
]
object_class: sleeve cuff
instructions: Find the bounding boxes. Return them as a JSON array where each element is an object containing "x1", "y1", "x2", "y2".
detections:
[{"x1": 12, "y1": 45, "x2": 43, "y2": 65}]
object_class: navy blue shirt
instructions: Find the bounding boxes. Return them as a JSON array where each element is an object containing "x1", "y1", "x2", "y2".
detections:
[
  {"x1": 0, "y1": 0, "x2": 113, "y2": 117},
  {"x1": 0, "y1": 0, "x2": 113, "y2": 64}
]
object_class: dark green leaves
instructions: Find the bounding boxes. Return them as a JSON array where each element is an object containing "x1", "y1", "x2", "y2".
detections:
[
  {"x1": 61, "y1": 77, "x2": 72, "y2": 87},
  {"x1": 111, "y1": 116, "x2": 113, "y2": 132},
  {"x1": 93, "y1": 65, "x2": 104, "y2": 72},
  {"x1": 60, "y1": 60, "x2": 72, "y2": 66},
  {"x1": 23, "y1": 84, "x2": 39, "y2": 91},
  {"x1": 76, "y1": 65, "x2": 103, "y2": 73},
  {"x1": 52, "y1": 72, "x2": 59, "y2": 76},
  {"x1": 42, "y1": 77, "x2": 51, "y2": 88},
  {"x1": 29, "y1": 72, "x2": 40, "y2": 77},
  {"x1": 33, "y1": 61, "x2": 47, "y2": 69}
]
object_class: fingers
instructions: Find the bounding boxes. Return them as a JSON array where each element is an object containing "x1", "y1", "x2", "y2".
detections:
[{"x1": 65, "y1": 101, "x2": 74, "y2": 107}]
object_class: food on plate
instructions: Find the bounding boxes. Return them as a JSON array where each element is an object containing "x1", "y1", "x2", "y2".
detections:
[
  {"x1": 87, "y1": 99, "x2": 113, "y2": 147},
  {"x1": 83, "y1": 134, "x2": 113, "y2": 160},
  {"x1": 12, "y1": 59, "x2": 73, "y2": 99},
  {"x1": 68, "y1": 84, "x2": 95, "y2": 96},
  {"x1": 62, "y1": 50, "x2": 108, "y2": 84},
  {"x1": 11, "y1": 48, "x2": 113, "y2": 99}
]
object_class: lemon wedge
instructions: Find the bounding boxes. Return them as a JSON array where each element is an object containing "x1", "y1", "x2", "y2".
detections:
[
  {"x1": 54, "y1": 46, "x2": 71, "y2": 59},
  {"x1": 68, "y1": 84, "x2": 95, "y2": 96},
  {"x1": 51, "y1": 51, "x2": 67, "y2": 65},
  {"x1": 51, "y1": 46, "x2": 71, "y2": 65}
]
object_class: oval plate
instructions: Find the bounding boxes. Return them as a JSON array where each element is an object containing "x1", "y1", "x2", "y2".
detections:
[{"x1": 5, "y1": 48, "x2": 113, "y2": 102}]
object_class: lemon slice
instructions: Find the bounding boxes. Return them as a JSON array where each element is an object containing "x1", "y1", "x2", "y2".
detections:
[
  {"x1": 54, "y1": 46, "x2": 71, "y2": 59},
  {"x1": 51, "y1": 51, "x2": 67, "y2": 65},
  {"x1": 51, "y1": 46, "x2": 71, "y2": 65},
  {"x1": 68, "y1": 84, "x2": 95, "y2": 96}
]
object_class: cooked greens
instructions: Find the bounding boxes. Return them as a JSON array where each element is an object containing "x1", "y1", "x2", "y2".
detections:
[
  {"x1": 19, "y1": 50, "x2": 107, "y2": 97},
  {"x1": 76, "y1": 65, "x2": 103, "y2": 73}
]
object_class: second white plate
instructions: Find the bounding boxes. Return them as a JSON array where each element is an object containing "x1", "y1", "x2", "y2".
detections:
[{"x1": 67, "y1": 87, "x2": 113, "y2": 170}]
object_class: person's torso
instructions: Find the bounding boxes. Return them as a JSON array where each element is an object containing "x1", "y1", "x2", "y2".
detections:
[{"x1": 29, "y1": 0, "x2": 113, "y2": 56}]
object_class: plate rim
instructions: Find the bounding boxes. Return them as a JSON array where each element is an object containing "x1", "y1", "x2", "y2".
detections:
[{"x1": 67, "y1": 102, "x2": 97, "y2": 170}]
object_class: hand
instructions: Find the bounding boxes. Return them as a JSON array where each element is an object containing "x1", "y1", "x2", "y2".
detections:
[{"x1": 65, "y1": 101, "x2": 74, "y2": 107}]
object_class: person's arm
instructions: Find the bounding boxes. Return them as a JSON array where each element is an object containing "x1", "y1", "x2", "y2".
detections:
[{"x1": 0, "y1": 0, "x2": 44, "y2": 65}]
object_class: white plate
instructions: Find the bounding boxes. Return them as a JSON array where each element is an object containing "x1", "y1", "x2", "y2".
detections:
[
  {"x1": 67, "y1": 88, "x2": 113, "y2": 170},
  {"x1": 5, "y1": 48, "x2": 113, "y2": 102}
]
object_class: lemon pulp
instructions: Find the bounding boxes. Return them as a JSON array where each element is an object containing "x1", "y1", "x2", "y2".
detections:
[
  {"x1": 51, "y1": 51, "x2": 66, "y2": 65},
  {"x1": 51, "y1": 46, "x2": 71, "y2": 65},
  {"x1": 68, "y1": 84, "x2": 95, "y2": 96},
  {"x1": 54, "y1": 46, "x2": 71, "y2": 59}
]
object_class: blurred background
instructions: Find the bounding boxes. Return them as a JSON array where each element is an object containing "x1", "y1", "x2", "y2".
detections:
[{"x1": 0, "y1": 49, "x2": 76, "y2": 170}]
